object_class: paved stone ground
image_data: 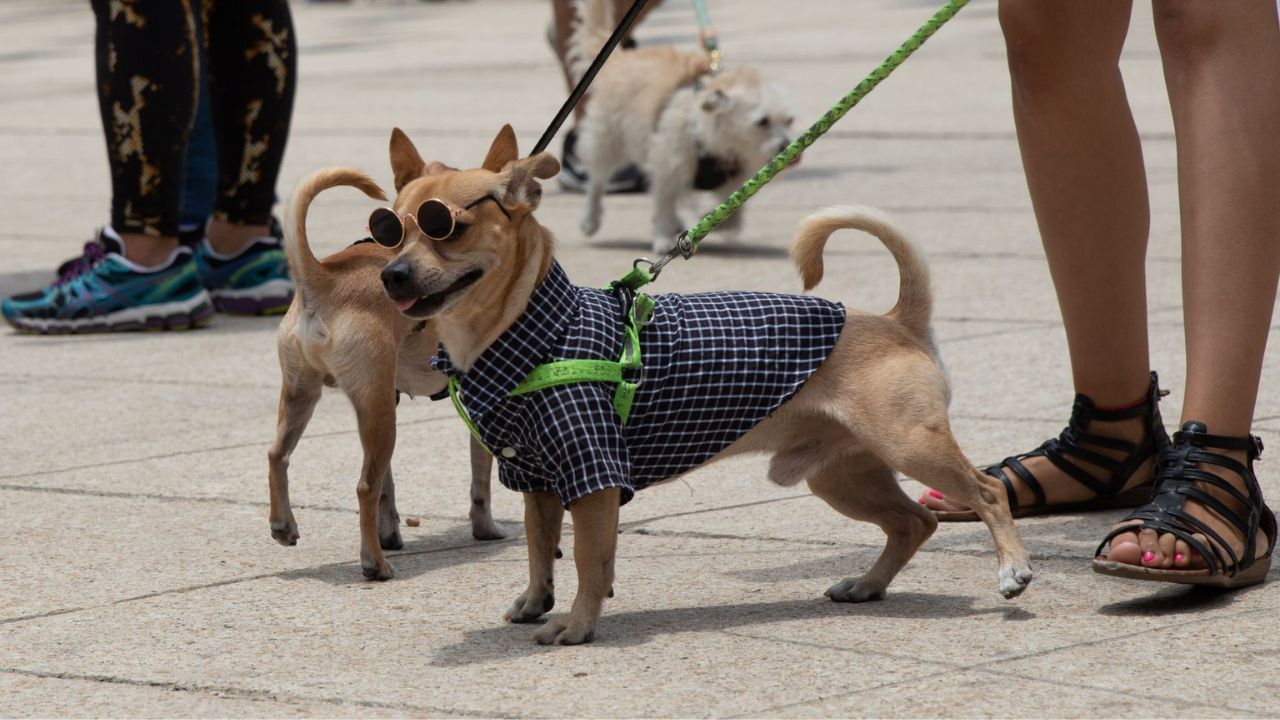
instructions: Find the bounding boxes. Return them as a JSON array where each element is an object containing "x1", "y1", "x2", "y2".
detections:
[{"x1": 3, "y1": 0, "x2": 1278, "y2": 717}]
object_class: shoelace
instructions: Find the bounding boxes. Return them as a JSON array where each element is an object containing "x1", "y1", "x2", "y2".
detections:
[{"x1": 55, "y1": 240, "x2": 107, "y2": 286}]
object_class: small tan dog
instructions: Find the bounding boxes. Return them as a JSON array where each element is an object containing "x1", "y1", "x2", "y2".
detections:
[
  {"x1": 568, "y1": 0, "x2": 796, "y2": 252},
  {"x1": 267, "y1": 165, "x2": 501, "y2": 582},
  {"x1": 379, "y1": 125, "x2": 1032, "y2": 645}
]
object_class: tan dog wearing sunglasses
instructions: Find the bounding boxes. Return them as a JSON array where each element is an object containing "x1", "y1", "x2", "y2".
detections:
[
  {"x1": 268, "y1": 157, "x2": 504, "y2": 582},
  {"x1": 379, "y1": 125, "x2": 1034, "y2": 645}
]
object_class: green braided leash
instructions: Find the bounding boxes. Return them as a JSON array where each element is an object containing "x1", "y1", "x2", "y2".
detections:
[{"x1": 619, "y1": 0, "x2": 971, "y2": 291}]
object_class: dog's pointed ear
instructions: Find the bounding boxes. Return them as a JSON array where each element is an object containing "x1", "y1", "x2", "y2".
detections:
[
  {"x1": 390, "y1": 128, "x2": 428, "y2": 191},
  {"x1": 494, "y1": 152, "x2": 561, "y2": 213},
  {"x1": 700, "y1": 87, "x2": 730, "y2": 113},
  {"x1": 482, "y1": 124, "x2": 520, "y2": 173}
]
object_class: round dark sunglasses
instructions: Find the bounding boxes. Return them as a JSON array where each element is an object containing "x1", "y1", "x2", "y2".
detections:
[{"x1": 367, "y1": 195, "x2": 508, "y2": 248}]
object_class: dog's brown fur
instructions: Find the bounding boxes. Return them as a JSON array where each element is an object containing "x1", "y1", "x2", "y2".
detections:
[
  {"x1": 380, "y1": 126, "x2": 1033, "y2": 644},
  {"x1": 267, "y1": 164, "x2": 500, "y2": 582}
]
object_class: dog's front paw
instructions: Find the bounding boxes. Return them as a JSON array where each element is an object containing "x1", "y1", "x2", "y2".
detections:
[
  {"x1": 505, "y1": 589, "x2": 555, "y2": 624},
  {"x1": 580, "y1": 213, "x2": 601, "y2": 237},
  {"x1": 360, "y1": 552, "x2": 395, "y2": 581},
  {"x1": 998, "y1": 564, "x2": 1034, "y2": 599},
  {"x1": 469, "y1": 508, "x2": 506, "y2": 541},
  {"x1": 533, "y1": 617, "x2": 596, "y2": 646},
  {"x1": 824, "y1": 577, "x2": 886, "y2": 603},
  {"x1": 270, "y1": 517, "x2": 300, "y2": 546}
]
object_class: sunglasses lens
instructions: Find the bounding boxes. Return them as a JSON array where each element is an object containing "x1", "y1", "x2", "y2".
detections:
[
  {"x1": 369, "y1": 208, "x2": 403, "y2": 247},
  {"x1": 418, "y1": 199, "x2": 455, "y2": 240}
]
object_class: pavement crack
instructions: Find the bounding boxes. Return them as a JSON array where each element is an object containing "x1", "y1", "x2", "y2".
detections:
[
  {"x1": 0, "y1": 413, "x2": 457, "y2": 482},
  {"x1": 0, "y1": 667, "x2": 510, "y2": 718}
]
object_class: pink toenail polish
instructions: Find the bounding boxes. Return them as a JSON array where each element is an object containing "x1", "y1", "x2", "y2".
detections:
[
  {"x1": 928, "y1": 489, "x2": 946, "y2": 500},
  {"x1": 1141, "y1": 551, "x2": 1156, "y2": 565},
  {"x1": 917, "y1": 497, "x2": 927, "y2": 505},
  {"x1": 1174, "y1": 553, "x2": 1185, "y2": 563}
]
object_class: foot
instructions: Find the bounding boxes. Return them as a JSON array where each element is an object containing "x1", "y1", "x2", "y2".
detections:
[
  {"x1": 532, "y1": 616, "x2": 596, "y2": 645},
  {"x1": 1098, "y1": 422, "x2": 1272, "y2": 574},
  {"x1": 270, "y1": 516, "x2": 300, "y2": 546},
  {"x1": 2, "y1": 227, "x2": 214, "y2": 334},
  {"x1": 360, "y1": 550, "x2": 395, "y2": 581},
  {"x1": 504, "y1": 588, "x2": 555, "y2": 624},
  {"x1": 920, "y1": 378, "x2": 1166, "y2": 517},
  {"x1": 194, "y1": 217, "x2": 293, "y2": 315}
]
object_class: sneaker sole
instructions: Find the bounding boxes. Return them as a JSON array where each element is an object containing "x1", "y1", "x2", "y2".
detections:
[
  {"x1": 210, "y1": 278, "x2": 294, "y2": 316},
  {"x1": 4, "y1": 291, "x2": 215, "y2": 335}
]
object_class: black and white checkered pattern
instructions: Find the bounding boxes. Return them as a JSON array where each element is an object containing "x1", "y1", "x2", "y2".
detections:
[{"x1": 432, "y1": 262, "x2": 845, "y2": 508}]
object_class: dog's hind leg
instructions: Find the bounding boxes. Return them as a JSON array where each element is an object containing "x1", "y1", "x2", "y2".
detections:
[
  {"x1": 647, "y1": 141, "x2": 694, "y2": 253},
  {"x1": 875, "y1": 423, "x2": 1034, "y2": 600},
  {"x1": 505, "y1": 490, "x2": 564, "y2": 623},
  {"x1": 378, "y1": 465, "x2": 403, "y2": 550},
  {"x1": 467, "y1": 437, "x2": 503, "y2": 540},
  {"x1": 533, "y1": 488, "x2": 620, "y2": 645},
  {"x1": 577, "y1": 126, "x2": 613, "y2": 237},
  {"x1": 267, "y1": 370, "x2": 323, "y2": 546},
  {"x1": 808, "y1": 455, "x2": 938, "y2": 602}
]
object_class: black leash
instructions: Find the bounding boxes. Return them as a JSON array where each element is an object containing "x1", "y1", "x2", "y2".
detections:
[{"x1": 530, "y1": 0, "x2": 650, "y2": 156}]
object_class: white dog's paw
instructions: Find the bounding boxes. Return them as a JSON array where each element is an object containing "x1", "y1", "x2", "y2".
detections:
[
  {"x1": 998, "y1": 564, "x2": 1035, "y2": 599},
  {"x1": 580, "y1": 212, "x2": 601, "y2": 237}
]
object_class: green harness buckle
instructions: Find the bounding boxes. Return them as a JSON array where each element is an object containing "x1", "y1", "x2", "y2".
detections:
[{"x1": 446, "y1": 291, "x2": 653, "y2": 455}]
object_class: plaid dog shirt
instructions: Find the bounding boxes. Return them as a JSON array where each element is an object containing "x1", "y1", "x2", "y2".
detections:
[{"x1": 432, "y1": 262, "x2": 845, "y2": 508}]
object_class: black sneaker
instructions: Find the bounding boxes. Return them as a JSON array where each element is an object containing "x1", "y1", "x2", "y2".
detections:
[{"x1": 558, "y1": 129, "x2": 649, "y2": 194}]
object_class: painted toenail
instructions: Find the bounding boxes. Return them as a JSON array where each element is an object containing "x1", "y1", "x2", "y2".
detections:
[
  {"x1": 928, "y1": 489, "x2": 946, "y2": 500},
  {"x1": 918, "y1": 497, "x2": 927, "y2": 505},
  {"x1": 1174, "y1": 552, "x2": 1185, "y2": 563},
  {"x1": 1141, "y1": 551, "x2": 1156, "y2": 565}
]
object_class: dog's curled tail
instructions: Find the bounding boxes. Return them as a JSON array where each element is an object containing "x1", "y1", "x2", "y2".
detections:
[
  {"x1": 790, "y1": 205, "x2": 933, "y2": 338},
  {"x1": 566, "y1": 0, "x2": 614, "y2": 83},
  {"x1": 285, "y1": 167, "x2": 387, "y2": 290}
]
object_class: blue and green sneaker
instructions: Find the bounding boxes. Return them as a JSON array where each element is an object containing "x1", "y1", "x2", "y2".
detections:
[
  {"x1": 194, "y1": 223, "x2": 293, "y2": 315},
  {"x1": 2, "y1": 228, "x2": 214, "y2": 335}
]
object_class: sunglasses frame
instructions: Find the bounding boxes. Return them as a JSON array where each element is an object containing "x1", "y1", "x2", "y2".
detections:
[{"x1": 367, "y1": 195, "x2": 507, "y2": 248}]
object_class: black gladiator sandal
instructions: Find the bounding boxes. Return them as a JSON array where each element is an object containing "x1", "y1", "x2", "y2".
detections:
[
  {"x1": 936, "y1": 372, "x2": 1171, "y2": 522},
  {"x1": 1093, "y1": 421, "x2": 1276, "y2": 588}
]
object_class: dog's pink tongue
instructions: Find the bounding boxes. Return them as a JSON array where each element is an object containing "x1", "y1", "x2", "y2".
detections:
[{"x1": 394, "y1": 297, "x2": 419, "y2": 312}]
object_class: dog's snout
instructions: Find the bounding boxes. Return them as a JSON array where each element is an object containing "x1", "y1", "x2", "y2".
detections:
[{"x1": 381, "y1": 262, "x2": 414, "y2": 296}]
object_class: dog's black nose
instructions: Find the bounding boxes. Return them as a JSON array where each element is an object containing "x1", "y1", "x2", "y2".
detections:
[{"x1": 381, "y1": 262, "x2": 414, "y2": 296}]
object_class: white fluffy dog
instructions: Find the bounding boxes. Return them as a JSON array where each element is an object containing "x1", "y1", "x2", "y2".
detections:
[{"x1": 568, "y1": 0, "x2": 796, "y2": 252}]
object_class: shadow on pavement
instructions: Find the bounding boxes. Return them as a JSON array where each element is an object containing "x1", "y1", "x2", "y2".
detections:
[
  {"x1": 277, "y1": 526, "x2": 518, "y2": 587},
  {"x1": 431, "y1": 592, "x2": 1033, "y2": 666},
  {"x1": 1097, "y1": 583, "x2": 1262, "y2": 617}
]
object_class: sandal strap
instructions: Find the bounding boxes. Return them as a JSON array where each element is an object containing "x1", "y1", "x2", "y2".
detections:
[
  {"x1": 1095, "y1": 513, "x2": 1225, "y2": 575},
  {"x1": 1095, "y1": 420, "x2": 1272, "y2": 578},
  {"x1": 1043, "y1": 443, "x2": 1112, "y2": 497},
  {"x1": 988, "y1": 372, "x2": 1168, "y2": 511}
]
